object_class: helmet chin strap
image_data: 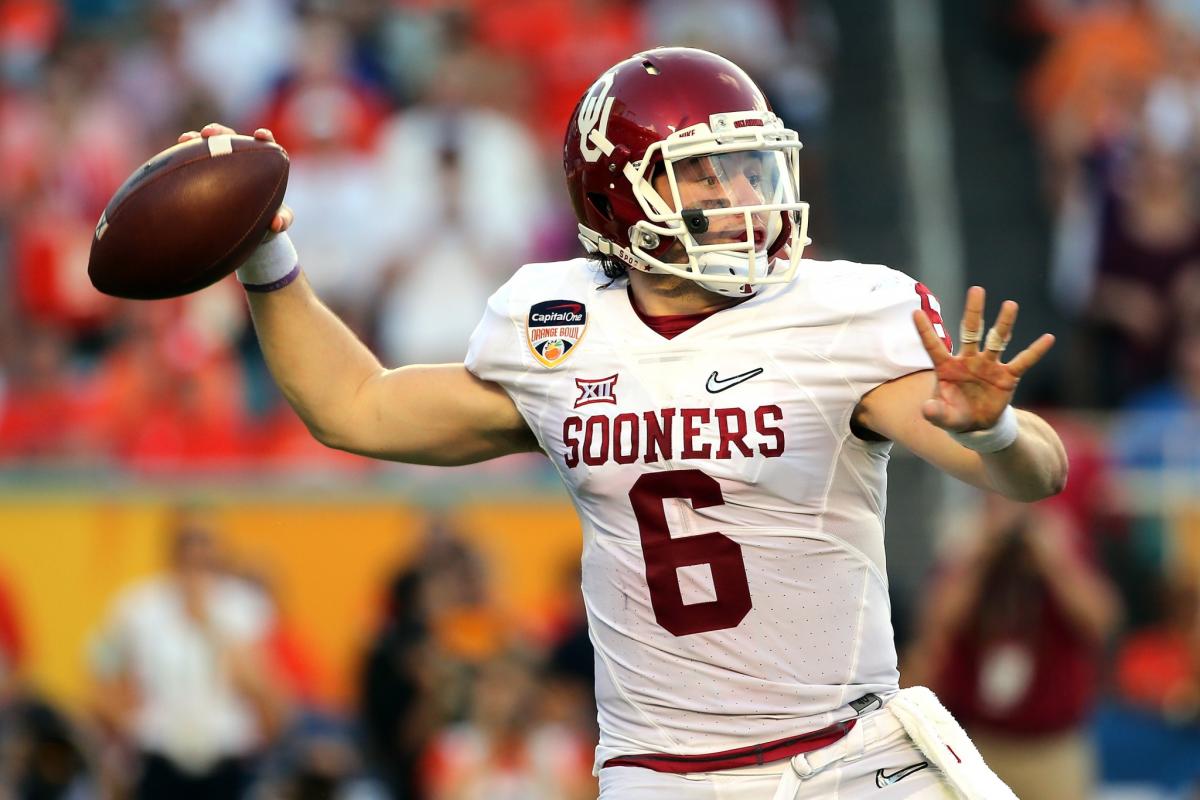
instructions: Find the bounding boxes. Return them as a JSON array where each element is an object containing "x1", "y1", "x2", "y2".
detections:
[
  {"x1": 689, "y1": 250, "x2": 770, "y2": 297},
  {"x1": 578, "y1": 223, "x2": 778, "y2": 298}
]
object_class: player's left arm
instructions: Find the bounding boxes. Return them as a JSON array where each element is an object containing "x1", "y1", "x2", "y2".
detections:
[{"x1": 854, "y1": 286, "x2": 1068, "y2": 502}]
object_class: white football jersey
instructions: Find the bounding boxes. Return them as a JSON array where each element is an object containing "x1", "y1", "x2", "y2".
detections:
[{"x1": 465, "y1": 257, "x2": 945, "y2": 772}]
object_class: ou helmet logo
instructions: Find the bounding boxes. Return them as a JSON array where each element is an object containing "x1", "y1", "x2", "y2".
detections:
[{"x1": 578, "y1": 71, "x2": 616, "y2": 163}]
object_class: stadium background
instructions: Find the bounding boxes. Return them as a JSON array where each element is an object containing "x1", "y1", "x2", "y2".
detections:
[{"x1": 1, "y1": 0, "x2": 1199, "y2": 797}]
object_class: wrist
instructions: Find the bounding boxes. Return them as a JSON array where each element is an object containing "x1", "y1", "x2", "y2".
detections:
[
  {"x1": 949, "y1": 406, "x2": 1018, "y2": 453},
  {"x1": 237, "y1": 232, "x2": 300, "y2": 292}
]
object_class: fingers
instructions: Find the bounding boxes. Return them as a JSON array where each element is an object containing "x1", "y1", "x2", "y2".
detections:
[
  {"x1": 1006, "y1": 332, "x2": 1055, "y2": 377},
  {"x1": 959, "y1": 285, "x2": 985, "y2": 356},
  {"x1": 201, "y1": 122, "x2": 236, "y2": 137},
  {"x1": 179, "y1": 123, "x2": 234, "y2": 143},
  {"x1": 179, "y1": 124, "x2": 278, "y2": 146},
  {"x1": 984, "y1": 300, "x2": 1018, "y2": 362},
  {"x1": 270, "y1": 204, "x2": 294, "y2": 233},
  {"x1": 913, "y1": 310, "x2": 952, "y2": 366}
]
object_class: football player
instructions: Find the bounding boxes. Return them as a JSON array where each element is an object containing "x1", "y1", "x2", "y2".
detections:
[{"x1": 184, "y1": 47, "x2": 1065, "y2": 799}]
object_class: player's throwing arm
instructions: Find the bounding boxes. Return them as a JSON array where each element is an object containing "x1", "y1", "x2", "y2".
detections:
[{"x1": 176, "y1": 124, "x2": 539, "y2": 466}]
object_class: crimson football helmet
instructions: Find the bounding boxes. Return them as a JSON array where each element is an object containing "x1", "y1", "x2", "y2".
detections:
[{"x1": 564, "y1": 47, "x2": 809, "y2": 297}]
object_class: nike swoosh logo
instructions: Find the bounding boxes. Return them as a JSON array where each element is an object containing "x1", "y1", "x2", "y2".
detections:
[
  {"x1": 875, "y1": 762, "x2": 929, "y2": 788},
  {"x1": 705, "y1": 368, "x2": 763, "y2": 393}
]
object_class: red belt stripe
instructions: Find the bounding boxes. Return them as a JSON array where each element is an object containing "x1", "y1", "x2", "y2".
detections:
[{"x1": 602, "y1": 719, "x2": 856, "y2": 774}]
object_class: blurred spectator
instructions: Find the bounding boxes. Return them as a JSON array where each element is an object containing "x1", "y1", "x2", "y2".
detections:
[
  {"x1": 0, "y1": 696, "x2": 96, "y2": 800},
  {"x1": 909, "y1": 495, "x2": 1120, "y2": 800},
  {"x1": 644, "y1": 0, "x2": 789, "y2": 78},
  {"x1": 0, "y1": 0, "x2": 61, "y2": 87},
  {"x1": 0, "y1": 566, "x2": 28, "y2": 797},
  {"x1": 541, "y1": 563, "x2": 591, "y2": 686},
  {"x1": 420, "y1": 650, "x2": 595, "y2": 800},
  {"x1": 256, "y1": 13, "x2": 390, "y2": 157},
  {"x1": 90, "y1": 511, "x2": 289, "y2": 799},
  {"x1": 540, "y1": 565, "x2": 598, "y2": 780},
  {"x1": 232, "y1": 563, "x2": 334, "y2": 712},
  {"x1": 1026, "y1": 0, "x2": 1161, "y2": 193},
  {"x1": 371, "y1": 45, "x2": 550, "y2": 365},
  {"x1": 376, "y1": 29, "x2": 551, "y2": 248},
  {"x1": 111, "y1": 6, "x2": 223, "y2": 146},
  {"x1": 9, "y1": 195, "x2": 116, "y2": 336},
  {"x1": 81, "y1": 296, "x2": 250, "y2": 470},
  {"x1": 459, "y1": 0, "x2": 644, "y2": 147},
  {"x1": 1113, "y1": 324, "x2": 1200, "y2": 470},
  {"x1": 5, "y1": 42, "x2": 139, "y2": 338},
  {"x1": 373, "y1": 140, "x2": 514, "y2": 366},
  {"x1": 177, "y1": 0, "x2": 298, "y2": 125},
  {"x1": 360, "y1": 568, "x2": 439, "y2": 800},
  {"x1": 0, "y1": 325, "x2": 89, "y2": 462},
  {"x1": 1096, "y1": 574, "x2": 1200, "y2": 792},
  {"x1": 1039, "y1": 3, "x2": 1200, "y2": 406},
  {"x1": 1085, "y1": 136, "x2": 1200, "y2": 402},
  {"x1": 253, "y1": 17, "x2": 393, "y2": 335},
  {"x1": 360, "y1": 519, "x2": 499, "y2": 800},
  {"x1": 252, "y1": 713, "x2": 387, "y2": 800},
  {"x1": 1115, "y1": 577, "x2": 1200, "y2": 719}
]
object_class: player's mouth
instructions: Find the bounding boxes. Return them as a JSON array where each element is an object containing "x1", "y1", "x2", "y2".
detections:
[{"x1": 703, "y1": 226, "x2": 768, "y2": 249}]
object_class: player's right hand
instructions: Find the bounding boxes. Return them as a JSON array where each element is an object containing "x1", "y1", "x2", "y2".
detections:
[{"x1": 177, "y1": 123, "x2": 294, "y2": 234}]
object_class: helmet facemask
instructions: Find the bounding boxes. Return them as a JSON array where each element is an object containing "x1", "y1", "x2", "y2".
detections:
[{"x1": 579, "y1": 111, "x2": 810, "y2": 297}]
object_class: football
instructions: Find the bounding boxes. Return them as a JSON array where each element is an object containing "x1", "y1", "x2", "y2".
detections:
[{"x1": 87, "y1": 134, "x2": 289, "y2": 300}]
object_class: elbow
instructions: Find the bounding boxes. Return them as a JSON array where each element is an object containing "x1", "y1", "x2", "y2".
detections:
[
  {"x1": 1045, "y1": 444, "x2": 1070, "y2": 498},
  {"x1": 1005, "y1": 461, "x2": 1069, "y2": 503},
  {"x1": 1048, "y1": 467, "x2": 1069, "y2": 498},
  {"x1": 312, "y1": 429, "x2": 360, "y2": 455},
  {"x1": 302, "y1": 416, "x2": 357, "y2": 453}
]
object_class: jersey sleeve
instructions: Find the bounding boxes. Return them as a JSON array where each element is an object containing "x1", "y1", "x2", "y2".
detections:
[
  {"x1": 464, "y1": 273, "x2": 528, "y2": 386},
  {"x1": 836, "y1": 269, "x2": 950, "y2": 395},
  {"x1": 463, "y1": 270, "x2": 550, "y2": 453}
]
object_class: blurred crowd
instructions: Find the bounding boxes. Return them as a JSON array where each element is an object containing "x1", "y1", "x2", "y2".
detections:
[
  {"x1": 0, "y1": 0, "x2": 833, "y2": 471},
  {"x1": 1026, "y1": 0, "x2": 1200, "y2": 424},
  {"x1": 1, "y1": 0, "x2": 1200, "y2": 797},
  {"x1": 0, "y1": 511, "x2": 599, "y2": 800}
]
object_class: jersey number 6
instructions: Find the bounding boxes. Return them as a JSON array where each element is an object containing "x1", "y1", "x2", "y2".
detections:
[{"x1": 629, "y1": 470, "x2": 753, "y2": 636}]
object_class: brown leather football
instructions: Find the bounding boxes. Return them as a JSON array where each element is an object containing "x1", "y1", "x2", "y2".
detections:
[{"x1": 88, "y1": 134, "x2": 289, "y2": 300}]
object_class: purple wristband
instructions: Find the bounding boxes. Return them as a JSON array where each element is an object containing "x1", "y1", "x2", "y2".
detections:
[{"x1": 242, "y1": 263, "x2": 302, "y2": 293}]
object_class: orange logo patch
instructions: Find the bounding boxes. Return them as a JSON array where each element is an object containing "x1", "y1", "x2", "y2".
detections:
[{"x1": 527, "y1": 300, "x2": 587, "y2": 368}]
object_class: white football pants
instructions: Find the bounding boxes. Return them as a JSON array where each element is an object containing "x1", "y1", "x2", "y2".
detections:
[{"x1": 599, "y1": 706, "x2": 957, "y2": 800}]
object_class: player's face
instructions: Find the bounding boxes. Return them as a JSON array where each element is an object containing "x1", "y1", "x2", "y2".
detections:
[{"x1": 652, "y1": 151, "x2": 782, "y2": 252}]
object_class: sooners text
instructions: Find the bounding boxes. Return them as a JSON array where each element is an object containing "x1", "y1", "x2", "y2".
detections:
[{"x1": 562, "y1": 405, "x2": 784, "y2": 468}]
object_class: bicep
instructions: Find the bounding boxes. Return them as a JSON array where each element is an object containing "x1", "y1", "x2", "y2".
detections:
[
  {"x1": 853, "y1": 370, "x2": 991, "y2": 491},
  {"x1": 331, "y1": 363, "x2": 539, "y2": 465}
]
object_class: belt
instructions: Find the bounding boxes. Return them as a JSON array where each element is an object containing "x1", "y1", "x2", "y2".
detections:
[{"x1": 601, "y1": 694, "x2": 883, "y2": 775}]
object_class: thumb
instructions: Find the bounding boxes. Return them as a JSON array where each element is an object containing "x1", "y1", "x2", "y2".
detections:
[{"x1": 922, "y1": 398, "x2": 950, "y2": 427}]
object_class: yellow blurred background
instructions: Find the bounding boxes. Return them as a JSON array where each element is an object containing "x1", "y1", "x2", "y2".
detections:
[{"x1": 0, "y1": 491, "x2": 582, "y2": 709}]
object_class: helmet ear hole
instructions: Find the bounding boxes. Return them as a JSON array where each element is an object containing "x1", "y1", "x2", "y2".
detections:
[{"x1": 587, "y1": 192, "x2": 614, "y2": 221}]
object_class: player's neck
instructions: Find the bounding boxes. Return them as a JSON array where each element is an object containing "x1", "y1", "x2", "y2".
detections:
[{"x1": 627, "y1": 271, "x2": 741, "y2": 317}]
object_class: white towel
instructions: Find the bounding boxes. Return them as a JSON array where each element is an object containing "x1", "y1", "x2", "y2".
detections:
[{"x1": 886, "y1": 686, "x2": 1020, "y2": 800}]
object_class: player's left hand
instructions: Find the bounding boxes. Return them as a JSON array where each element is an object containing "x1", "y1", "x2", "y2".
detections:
[{"x1": 912, "y1": 286, "x2": 1055, "y2": 433}]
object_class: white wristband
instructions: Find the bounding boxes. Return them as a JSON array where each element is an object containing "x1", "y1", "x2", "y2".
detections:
[
  {"x1": 237, "y1": 232, "x2": 300, "y2": 292},
  {"x1": 949, "y1": 406, "x2": 1019, "y2": 453}
]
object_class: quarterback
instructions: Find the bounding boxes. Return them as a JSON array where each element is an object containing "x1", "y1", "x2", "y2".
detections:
[{"x1": 187, "y1": 48, "x2": 1066, "y2": 799}]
